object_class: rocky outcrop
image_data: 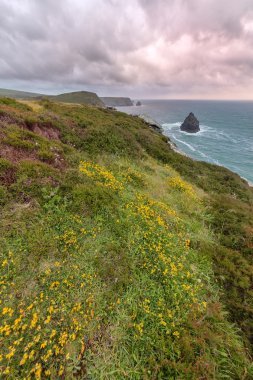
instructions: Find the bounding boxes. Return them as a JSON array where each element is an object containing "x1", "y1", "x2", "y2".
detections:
[
  {"x1": 136, "y1": 101, "x2": 142, "y2": 106},
  {"x1": 180, "y1": 112, "x2": 200, "y2": 133},
  {"x1": 139, "y1": 115, "x2": 163, "y2": 134}
]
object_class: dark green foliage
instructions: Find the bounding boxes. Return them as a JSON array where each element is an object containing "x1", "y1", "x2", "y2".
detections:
[
  {"x1": 37, "y1": 149, "x2": 55, "y2": 162},
  {"x1": 207, "y1": 195, "x2": 253, "y2": 252},
  {"x1": 3, "y1": 127, "x2": 38, "y2": 151},
  {"x1": 0, "y1": 158, "x2": 17, "y2": 188},
  {"x1": 93, "y1": 239, "x2": 132, "y2": 294},
  {"x1": 194, "y1": 239, "x2": 253, "y2": 350},
  {"x1": 0, "y1": 157, "x2": 15, "y2": 172},
  {"x1": 201, "y1": 194, "x2": 253, "y2": 350},
  {"x1": 153, "y1": 156, "x2": 252, "y2": 352},
  {"x1": 11, "y1": 160, "x2": 59, "y2": 201},
  {"x1": 0, "y1": 185, "x2": 8, "y2": 205},
  {"x1": 70, "y1": 182, "x2": 119, "y2": 214}
]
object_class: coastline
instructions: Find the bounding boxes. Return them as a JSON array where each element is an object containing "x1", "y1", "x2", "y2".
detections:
[
  {"x1": 117, "y1": 100, "x2": 253, "y2": 188},
  {"x1": 167, "y1": 139, "x2": 188, "y2": 157},
  {"x1": 166, "y1": 129, "x2": 253, "y2": 188},
  {"x1": 165, "y1": 129, "x2": 253, "y2": 188},
  {"x1": 119, "y1": 108, "x2": 253, "y2": 189}
]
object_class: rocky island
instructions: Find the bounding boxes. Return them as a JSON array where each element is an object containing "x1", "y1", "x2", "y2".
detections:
[{"x1": 180, "y1": 112, "x2": 200, "y2": 133}]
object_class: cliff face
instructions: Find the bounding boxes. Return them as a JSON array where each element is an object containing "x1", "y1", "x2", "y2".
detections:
[{"x1": 100, "y1": 96, "x2": 133, "y2": 106}]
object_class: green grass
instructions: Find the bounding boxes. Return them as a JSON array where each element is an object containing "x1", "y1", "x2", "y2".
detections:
[
  {"x1": 0, "y1": 98, "x2": 252, "y2": 379},
  {"x1": 0, "y1": 89, "x2": 42, "y2": 99},
  {"x1": 49, "y1": 91, "x2": 105, "y2": 107}
]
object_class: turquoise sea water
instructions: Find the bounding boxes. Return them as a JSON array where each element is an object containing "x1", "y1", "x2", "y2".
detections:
[{"x1": 118, "y1": 100, "x2": 253, "y2": 184}]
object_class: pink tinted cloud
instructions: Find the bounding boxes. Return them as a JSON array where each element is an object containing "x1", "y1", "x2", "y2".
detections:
[{"x1": 0, "y1": 0, "x2": 252, "y2": 99}]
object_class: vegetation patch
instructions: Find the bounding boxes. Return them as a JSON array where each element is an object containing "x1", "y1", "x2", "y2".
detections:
[{"x1": 0, "y1": 98, "x2": 252, "y2": 379}]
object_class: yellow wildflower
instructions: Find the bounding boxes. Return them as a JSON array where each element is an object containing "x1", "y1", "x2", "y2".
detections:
[
  {"x1": 2, "y1": 259, "x2": 8, "y2": 267},
  {"x1": 6, "y1": 347, "x2": 15, "y2": 360},
  {"x1": 30, "y1": 313, "x2": 38, "y2": 328},
  {"x1": 3, "y1": 367, "x2": 10, "y2": 375},
  {"x1": 40, "y1": 341, "x2": 47, "y2": 349},
  {"x1": 44, "y1": 315, "x2": 51, "y2": 324},
  {"x1": 31, "y1": 362, "x2": 42, "y2": 379},
  {"x1": 20, "y1": 353, "x2": 29, "y2": 366},
  {"x1": 58, "y1": 364, "x2": 64, "y2": 376},
  {"x1": 2, "y1": 307, "x2": 14, "y2": 316},
  {"x1": 50, "y1": 329, "x2": 57, "y2": 339}
]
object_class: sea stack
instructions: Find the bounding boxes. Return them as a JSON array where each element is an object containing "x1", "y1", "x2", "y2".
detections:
[{"x1": 180, "y1": 112, "x2": 200, "y2": 133}]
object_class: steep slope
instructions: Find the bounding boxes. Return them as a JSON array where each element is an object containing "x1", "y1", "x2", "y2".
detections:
[
  {"x1": 0, "y1": 98, "x2": 252, "y2": 379},
  {"x1": 50, "y1": 91, "x2": 105, "y2": 107}
]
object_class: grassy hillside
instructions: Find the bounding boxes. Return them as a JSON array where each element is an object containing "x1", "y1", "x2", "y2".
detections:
[
  {"x1": 0, "y1": 88, "x2": 43, "y2": 99},
  {"x1": 50, "y1": 91, "x2": 105, "y2": 107},
  {"x1": 0, "y1": 89, "x2": 105, "y2": 107},
  {"x1": 0, "y1": 98, "x2": 252, "y2": 379}
]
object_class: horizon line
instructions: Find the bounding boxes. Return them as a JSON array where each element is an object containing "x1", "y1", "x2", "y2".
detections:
[{"x1": 1, "y1": 86, "x2": 253, "y2": 102}]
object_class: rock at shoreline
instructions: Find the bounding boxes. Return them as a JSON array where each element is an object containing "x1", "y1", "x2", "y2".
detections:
[
  {"x1": 136, "y1": 101, "x2": 142, "y2": 106},
  {"x1": 139, "y1": 114, "x2": 163, "y2": 134},
  {"x1": 180, "y1": 112, "x2": 200, "y2": 133}
]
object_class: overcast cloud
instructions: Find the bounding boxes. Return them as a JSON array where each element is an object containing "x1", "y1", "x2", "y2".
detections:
[{"x1": 0, "y1": 0, "x2": 253, "y2": 99}]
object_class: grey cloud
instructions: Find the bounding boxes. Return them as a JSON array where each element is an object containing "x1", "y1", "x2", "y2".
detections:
[{"x1": 0, "y1": 0, "x2": 253, "y2": 98}]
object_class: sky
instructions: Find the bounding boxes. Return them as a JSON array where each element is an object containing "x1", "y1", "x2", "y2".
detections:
[{"x1": 1, "y1": 0, "x2": 253, "y2": 99}]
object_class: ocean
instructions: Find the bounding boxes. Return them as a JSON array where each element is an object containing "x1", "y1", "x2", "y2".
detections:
[{"x1": 118, "y1": 100, "x2": 253, "y2": 184}]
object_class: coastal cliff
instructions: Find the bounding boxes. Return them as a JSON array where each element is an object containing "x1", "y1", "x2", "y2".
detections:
[
  {"x1": 100, "y1": 96, "x2": 133, "y2": 106},
  {"x1": 49, "y1": 90, "x2": 105, "y2": 107},
  {"x1": 0, "y1": 97, "x2": 252, "y2": 379}
]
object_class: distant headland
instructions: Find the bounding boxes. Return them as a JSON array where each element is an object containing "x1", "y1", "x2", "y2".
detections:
[{"x1": 0, "y1": 88, "x2": 135, "y2": 108}]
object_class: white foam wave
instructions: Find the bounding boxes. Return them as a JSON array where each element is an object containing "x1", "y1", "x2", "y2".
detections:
[
  {"x1": 181, "y1": 124, "x2": 214, "y2": 137},
  {"x1": 172, "y1": 136, "x2": 220, "y2": 165},
  {"x1": 216, "y1": 131, "x2": 238, "y2": 143},
  {"x1": 172, "y1": 136, "x2": 196, "y2": 152},
  {"x1": 162, "y1": 121, "x2": 214, "y2": 136},
  {"x1": 162, "y1": 122, "x2": 181, "y2": 129},
  {"x1": 198, "y1": 151, "x2": 220, "y2": 165},
  {"x1": 197, "y1": 124, "x2": 214, "y2": 133}
]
